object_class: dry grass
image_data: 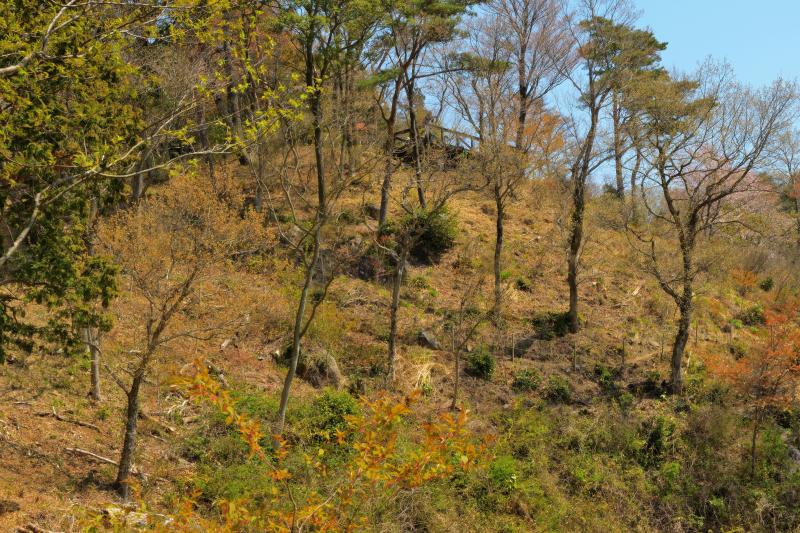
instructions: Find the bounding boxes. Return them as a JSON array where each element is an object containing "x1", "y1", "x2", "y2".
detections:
[{"x1": 0, "y1": 151, "x2": 793, "y2": 530}]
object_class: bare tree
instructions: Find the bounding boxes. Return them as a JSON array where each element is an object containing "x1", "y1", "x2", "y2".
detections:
[
  {"x1": 448, "y1": 7, "x2": 569, "y2": 322},
  {"x1": 370, "y1": 0, "x2": 475, "y2": 227},
  {"x1": 99, "y1": 174, "x2": 251, "y2": 500},
  {"x1": 773, "y1": 129, "x2": 800, "y2": 247},
  {"x1": 448, "y1": 17, "x2": 519, "y2": 322},
  {"x1": 489, "y1": 0, "x2": 572, "y2": 153},
  {"x1": 628, "y1": 64, "x2": 796, "y2": 393},
  {"x1": 446, "y1": 276, "x2": 488, "y2": 409},
  {"x1": 374, "y1": 144, "x2": 484, "y2": 383},
  {"x1": 273, "y1": 0, "x2": 380, "y2": 432}
]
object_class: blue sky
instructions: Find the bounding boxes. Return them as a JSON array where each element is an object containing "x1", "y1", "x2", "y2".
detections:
[{"x1": 635, "y1": 0, "x2": 799, "y2": 86}]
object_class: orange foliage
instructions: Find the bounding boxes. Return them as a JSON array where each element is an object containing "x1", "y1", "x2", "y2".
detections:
[
  {"x1": 103, "y1": 361, "x2": 489, "y2": 532},
  {"x1": 731, "y1": 268, "x2": 758, "y2": 296},
  {"x1": 709, "y1": 299, "x2": 800, "y2": 410}
]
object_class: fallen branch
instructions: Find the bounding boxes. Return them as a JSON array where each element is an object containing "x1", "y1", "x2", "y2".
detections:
[
  {"x1": 36, "y1": 408, "x2": 101, "y2": 432},
  {"x1": 16, "y1": 524, "x2": 64, "y2": 533},
  {"x1": 64, "y1": 447, "x2": 142, "y2": 476},
  {"x1": 205, "y1": 359, "x2": 229, "y2": 388},
  {"x1": 139, "y1": 410, "x2": 175, "y2": 434},
  {"x1": 64, "y1": 447, "x2": 117, "y2": 466}
]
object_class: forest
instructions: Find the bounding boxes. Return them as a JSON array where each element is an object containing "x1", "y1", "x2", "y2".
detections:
[{"x1": 2, "y1": 0, "x2": 800, "y2": 531}]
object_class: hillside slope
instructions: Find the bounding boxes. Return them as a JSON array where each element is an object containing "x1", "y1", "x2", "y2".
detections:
[{"x1": 1, "y1": 160, "x2": 799, "y2": 533}]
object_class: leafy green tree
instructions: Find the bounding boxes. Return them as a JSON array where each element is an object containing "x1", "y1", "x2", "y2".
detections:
[
  {"x1": 274, "y1": 0, "x2": 382, "y2": 432},
  {"x1": 0, "y1": 1, "x2": 239, "y2": 370},
  {"x1": 369, "y1": 0, "x2": 477, "y2": 227},
  {"x1": 0, "y1": 3, "x2": 144, "y2": 361},
  {"x1": 564, "y1": 8, "x2": 664, "y2": 334}
]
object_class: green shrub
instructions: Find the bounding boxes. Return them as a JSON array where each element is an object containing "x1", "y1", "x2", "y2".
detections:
[
  {"x1": 233, "y1": 390, "x2": 278, "y2": 421},
  {"x1": 728, "y1": 338, "x2": 749, "y2": 359},
  {"x1": 642, "y1": 370, "x2": 665, "y2": 396},
  {"x1": 616, "y1": 391, "x2": 635, "y2": 413},
  {"x1": 299, "y1": 388, "x2": 360, "y2": 442},
  {"x1": 488, "y1": 455, "x2": 518, "y2": 494},
  {"x1": 544, "y1": 375, "x2": 572, "y2": 403},
  {"x1": 352, "y1": 243, "x2": 393, "y2": 282},
  {"x1": 759, "y1": 277, "x2": 774, "y2": 292},
  {"x1": 181, "y1": 434, "x2": 211, "y2": 463},
  {"x1": 206, "y1": 433, "x2": 251, "y2": 464},
  {"x1": 403, "y1": 207, "x2": 458, "y2": 265},
  {"x1": 658, "y1": 461, "x2": 681, "y2": 492},
  {"x1": 594, "y1": 363, "x2": 618, "y2": 393},
  {"x1": 532, "y1": 311, "x2": 571, "y2": 340},
  {"x1": 638, "y1": 416, "x2": 675, "y2": 468},
  {"x1": 465, "y1": 346, "x2": 495, "y2": 380},
  {"x1": 515, "y1": 277, "x2": 532, "y2": 292},
  {"x1": 409, "y1": 274, "x2": 432, "y2": 290},
  {"x1": 511, "y1": 369, "x2": 541, "y2": 392},
  {"x1": 197, "y1": 461, "x2": 273, "y2": 504}
]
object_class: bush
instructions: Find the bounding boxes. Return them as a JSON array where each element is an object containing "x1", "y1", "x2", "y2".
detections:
[
  {"x1": 594, "y1": 363, "x2": 618, "y2": 394},
  {"x1": 616, "y1": 391, "x2": 635, "y2": 413},
  {"x1": 197, "y1": 461, "x2": 273, "y2": 505},
  {"x1": 402, "y1": 207, "x2": 458, "y2": 265},
  {"x1": 511, "y1": 369, "x2": 541, "y2": 392},
  {"x1": 736, "y1": 305, "x2": 765, "y2": 326},
  {"x1": 352, "y1": 244, "x2": 393, "y2": 282},
  {"x1": 465, "y1": 346, "x2": 495, "y2": 380},
  {"x1": 728, "y1": 338, "x2": 749, "y2": 359},
  {"x1": 515, "y1": 277, "x2": 532, "y2": 292},
  {"x1": 759, "y1": 277, "x2": 774, "y2": 292},
  {"x1": 299, "y1": 388, "x2": 360, "y2": 442},
  {"x1": 488, "y1": 455, "x2": 518, "y2": 494},
  {"x1": 544, "y1": 375, "x2": 572, "y2": 403},
  {"x1": 532, "y1": 311, "x2": 571, "y2": 340},
  {"x1": 409, "y1": 274, "x2": 432, "y2": 290},
  {"x1": 233, "y1": 390, "x2": 278, "y2": 421},
  {"x1": 638, "y1": 416, "x2": 675, "y2": 468}
]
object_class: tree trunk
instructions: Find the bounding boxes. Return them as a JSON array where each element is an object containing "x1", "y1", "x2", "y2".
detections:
[
  {"x1": 670, "y1": 295, "x2": 693, "y2": 394},
  {"x1": 196, "y1": 101, "x2": 215, "y2": 189},
  {"x1": 378, "y1": 81, "x2": 402, "y2": 229},
  {"x1": 379, "y1": 134, "x2": 394, "y2": 228},
  {"x1": 669, "y1": 236, "x2": 696, "y2": 394},
  {"x1": 254, "y1": 143, "x2": 265, "y2": 213},
  {"x1": 387, "y1": 249, "x2": 407, "y2": 382},
  {"x1": 566, "y1": 180, "x2": 585, "y2": 334},
  {"x1": 629, "y1": 149, "x2": 642, "y2": 223},
  {"x1": 115, "y1": 371, "x2": 143, "y2": 501},
  {"x1": 405, "y1": 78, "x2": 426, "y2": 210},
  {"x1": 277, "y1": 43, "x2": 326, "y2": 432},
  {"x1": 130, "y1": 149, "x2": 150, "y2": 203},
  {"x1": 566, "y1": 106, "x2": 600, "y2": 334},
  {"x1": 276, "y1": 227, "x2": 319, "y2": 432},
  {"x1": 794, "y1": 180, "x2": 800, "y2": 247},
  {"x1": 515, "y1": 39, "x2": 529, "y2": 153},
  {"x1": 493, "y1": 185, "x2": 504, "y2": 322},
  {"x1": 222, "y1": 39, "x2": 243, "y2": 142},
  {"x1": 84, "y1": 328, "x2": 101, "y2": 402},
  {"x1": 451, "y1": 342, "x2": 460, "y2": 410},
  {"x1": 751, "y1": 412, "x2": 760, "y2": 478},
  {"x1": 612, "y1": 92, "x2": 624, "y2": 198}
]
